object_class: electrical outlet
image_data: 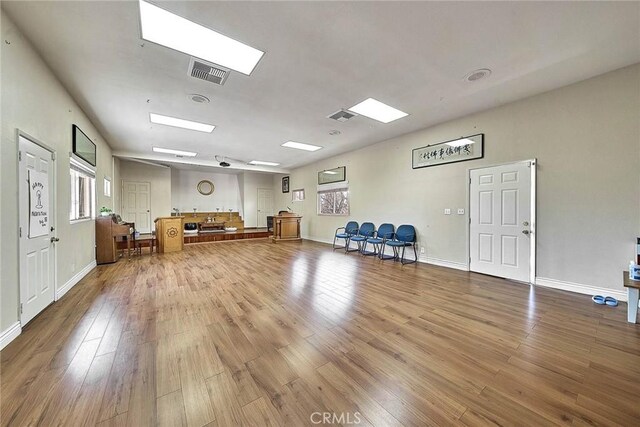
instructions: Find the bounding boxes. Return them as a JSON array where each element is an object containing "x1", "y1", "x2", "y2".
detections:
[
  {"x1": 444, "y1": 208, "x2": 451, "y2": 215},
  {"x1": 420, "y1": 246, "x2": 425, "y2": 254},
  {"x1": 457, "y1": 208, "x2": 465, "y2": 215}
]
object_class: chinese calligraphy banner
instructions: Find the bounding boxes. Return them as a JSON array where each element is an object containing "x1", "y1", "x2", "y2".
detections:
[{"x1": 412, "y1": 133, "x2": 484, "y2": 169}]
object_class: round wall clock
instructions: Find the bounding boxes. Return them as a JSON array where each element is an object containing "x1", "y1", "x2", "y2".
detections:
[{"x1": 197, "y1": 180, "x2": 215, "y2": 195}]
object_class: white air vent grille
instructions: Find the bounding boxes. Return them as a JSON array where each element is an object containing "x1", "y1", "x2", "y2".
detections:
[
  {"x1": 327, "y1": 109, "x2": 357, "y2": 122},
  {"x1": 188, "y1": 58, "x2": 230, "y2": 85}
]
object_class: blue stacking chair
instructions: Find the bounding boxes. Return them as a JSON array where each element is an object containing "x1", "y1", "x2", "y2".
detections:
[
  {"x1": 348, "y1": 222, "x2": 376, "y2": 254},
  {"x1": 333, "y1": 221, "x2": 359, "y2": 251},
  {"x1": 381, "y1": 224, "x2": 417, "y2": 265},
  {"x1": 363, "y1": 223, "x2": 394, "y2": 258}
]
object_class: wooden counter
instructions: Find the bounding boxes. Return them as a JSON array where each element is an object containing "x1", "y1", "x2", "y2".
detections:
[{"x1": 155, "y1": 216, "x2": 184, "y2": 253}]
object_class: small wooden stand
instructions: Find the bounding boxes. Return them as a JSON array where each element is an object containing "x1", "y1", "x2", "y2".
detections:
[
  {"x1": 155, "y1": 216, "x2": 184, "y2": 253},
  {"x1": 271, "y1": 213, "x2": 302, "y2": 243}
]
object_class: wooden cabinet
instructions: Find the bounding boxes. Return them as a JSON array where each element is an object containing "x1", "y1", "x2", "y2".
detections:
[
  {"x1": 271, "y1": 213, "x2": 302, "y2": 243},
  {"x1": 155, "y1": 216, "x2": 184, "y2": 253}
]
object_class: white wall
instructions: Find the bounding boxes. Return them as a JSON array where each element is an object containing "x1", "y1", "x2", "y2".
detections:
[
  {"x1": 119, "y1": 160, "x2": 171, "y2": 230},
  {"x1": 241, "y1": 172, "x2": 276, "y2": 228},
  {"x1": 1, "y1": 12, "x2": 115, "y2": 332},
  {"x1": 274, "y1": 63, "x2": 640, "y2": 293},
  {"x1": 170, "y1": 169, "x2": 242, "y2": 216}
]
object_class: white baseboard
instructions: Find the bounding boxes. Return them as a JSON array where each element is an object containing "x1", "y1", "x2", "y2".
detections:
[
  {"x1": 535, "y1": 276, "x2": 632, "y2": 303},
  {"x1": 56, "y1": 260, "x2": 97, "y2": 301},
  {"x1": 0, "y1": 322, "x2": 21, "y2": 350},
  {"x1": 421, "y1": 256, "x2": 469, "y2": 271}
]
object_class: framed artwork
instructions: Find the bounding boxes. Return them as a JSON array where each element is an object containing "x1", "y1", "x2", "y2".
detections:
[
  {"x1": 72, "y1": 125, "x2": 96, "y2": 166},
  {"x1": 282, "y1": 176, "x2": 290, "y2": 193},
  {"x1": 318, "y1": 166, "x2": 346, "y2": 185},
  {"x1": 412, "y1": 133, "x2": 484, "y2": 169}
]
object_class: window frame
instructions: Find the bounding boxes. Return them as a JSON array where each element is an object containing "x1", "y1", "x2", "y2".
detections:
[
  {"x1": 69, "y1": 157, "x2": 96, "y2": 223},
  {"x1": 292, "y1": 188, "x2": 305, "y2": 202},
  {"x1": 317, "y1": 186, "x2": 350, "y2": 216},
  {"x1": 104, "y1": 176, "x2": 112, "y2": 197}
]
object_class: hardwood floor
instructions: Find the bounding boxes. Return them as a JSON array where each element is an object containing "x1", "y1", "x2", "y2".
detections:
[{"x1": 2, "y1": 240, "x2": 640, "y2": 426}]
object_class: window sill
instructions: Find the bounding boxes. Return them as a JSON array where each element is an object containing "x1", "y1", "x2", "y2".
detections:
[{"x1": 70, "y1": 218, "x2": 94, "y2": 225}]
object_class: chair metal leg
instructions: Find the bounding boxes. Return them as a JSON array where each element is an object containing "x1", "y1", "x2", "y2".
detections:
[
  {"x1": 345, "y1": 238, "x2": 359, "y2": 253},
  {"x1": 401, "y1": 244, "x2": 417, "y2": 265},
  {"x1": 361, "y1": 241, "x2": 377, "y2": 256},
  {"x1": 379, "y1": 242, "x2": 394, "y2": 260}
]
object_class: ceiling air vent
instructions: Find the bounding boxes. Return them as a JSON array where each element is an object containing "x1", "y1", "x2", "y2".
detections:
[
  {"x1": 327, "y1": 109, "x2": 357, "y2": 122},
  {"x1": 188, "y1": 57, "x2": 230, "y2": 85}
]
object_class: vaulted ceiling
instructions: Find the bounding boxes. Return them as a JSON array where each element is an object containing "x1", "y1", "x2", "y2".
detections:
[{"x1": 4, "y1": 1, "x2": 639, "y2": 173}]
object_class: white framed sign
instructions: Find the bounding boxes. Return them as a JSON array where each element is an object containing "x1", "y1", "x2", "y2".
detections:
[{"x1": 29, "y1": 169, "x2": 49, "y2": 238}]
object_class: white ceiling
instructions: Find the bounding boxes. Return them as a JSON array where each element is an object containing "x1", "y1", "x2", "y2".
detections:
[{"x1": 4, "y1": 1, "x2": 639, "y2": 173}]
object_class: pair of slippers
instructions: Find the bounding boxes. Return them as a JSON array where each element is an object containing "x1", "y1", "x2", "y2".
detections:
[{"x1": 592, "y1": 295, "x2": 618, "y2": 307}]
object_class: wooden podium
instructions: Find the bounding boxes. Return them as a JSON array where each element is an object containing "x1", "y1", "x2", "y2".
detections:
[
  {"x1": 271, "y1": 213, "x2": 302, "y2": 243},
  {"x1": 155, "y1": 216, "x2": 184, "y2": 253}
]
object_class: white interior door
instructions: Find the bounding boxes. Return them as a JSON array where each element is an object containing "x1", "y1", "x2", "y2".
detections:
[
  {"x1": 19, "y1": 134, "x2": 56, "y2": 325},
  {"x1": 257, "y1": 188, "x2": 274, "y2": 228},
  {"x1": 470, "y1": 161, "x2": 534, "y2": 283},
  {"x1": 121, "y1": 181, "x2": 151, "y2": 233}
]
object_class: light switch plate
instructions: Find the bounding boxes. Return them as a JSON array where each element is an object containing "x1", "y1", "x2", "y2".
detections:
[
  {"x1": 457, "y1": 208, "x2": 465, "y2": 215},
  {"x1": 444, "y1": 208, "x2": 451, "y2": 215}
]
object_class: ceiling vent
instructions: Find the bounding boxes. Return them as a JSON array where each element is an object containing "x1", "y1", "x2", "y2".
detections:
[
  {"x1": 188, "y1": 57, "x2": 230, "y2": 85},
  {"x1": 327, "y1": 109, "x2": 357, "y2": 122},
  {"x1": 464, "y1": 68, "x2": 492, "y2": 82}
]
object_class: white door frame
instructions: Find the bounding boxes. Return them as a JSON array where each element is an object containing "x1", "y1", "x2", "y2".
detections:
[
  {"x1": 121, "y1": 180, "x2": 151, "y2": 233},
  {"x1": 17, "y1": 130, "x2": 57, "y2": 324},
  {"x1": 466, "y1": 159, "x2": 537, "y2": 284}
]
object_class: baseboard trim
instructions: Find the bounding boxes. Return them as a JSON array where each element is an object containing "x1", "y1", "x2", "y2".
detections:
[
  {"x1": 56, "y1": 260, "x2": 97, "y2": 301},
  {"x1": 421, "y1": 256, "x2": 469, "y2": 271},
  {"x1": 535, "y1": 277, "x2": 631, "y2": 303},
  {"x1": 0, "y1": 322, "x2": 22, "y2": 350}
]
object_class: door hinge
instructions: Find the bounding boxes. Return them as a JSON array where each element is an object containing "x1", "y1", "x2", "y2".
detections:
[
  {"x1": 20, "y1": 303, "x2": 23, "y2": 315},
  {"x1": 51, "y1": 152, "x2": 56, "y2": 160},
  {"x1": 18, "y1": 151, "x2": 22, "y2": 162},
  {"x1": 19, "y1": 227, "x2": 22, "y2": 238}
]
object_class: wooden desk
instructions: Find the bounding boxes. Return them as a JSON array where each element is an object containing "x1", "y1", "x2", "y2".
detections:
[
  {"x1": 271, "y1": 213, "x2": 302, "y2": 243},
  {"x1": 155, "y1": 216, "x2": 184, "y2": 253},
  {"x1": 623, "y1": 271, "x2": 640, "y2": 323}
]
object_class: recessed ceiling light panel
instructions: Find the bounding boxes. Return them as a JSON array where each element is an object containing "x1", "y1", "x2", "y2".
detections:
[
  {"x1": 249, "y1": 160, "x2": 280, "y2": 166},
  {"x1": 153, "y1": 147, "x2": 198, "y2": 157},
  {"x1": 149, "y1": 113, "x2": 215, "y2": 133},
  {"x1": 348, "y1": 98, "x2": 408, "y2": 123},
  {"x1": 139, "y1": 0, "x2": 264, "y2": 75},
  {"x1": 281, "y1": 141, "x2": 323, "y2": 152}
]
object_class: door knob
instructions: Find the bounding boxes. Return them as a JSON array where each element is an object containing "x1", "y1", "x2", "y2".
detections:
[
  {"x1": 522, "y1": 230, "x2": 530, "y2": 235},
  {"x1": 51, "y1": 237, "x2": 60, "y2": 242},
  {"x1": 523, "y1": 221, "x2": 529, "y2": 226}
]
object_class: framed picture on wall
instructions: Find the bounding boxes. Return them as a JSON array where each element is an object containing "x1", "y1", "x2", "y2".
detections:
[
  {"x1": 282, "y1": 176, "x2": 290, "y2": 193},
  {"x1": 412, "y1": 133, "x2": 484, "y2": 169}
]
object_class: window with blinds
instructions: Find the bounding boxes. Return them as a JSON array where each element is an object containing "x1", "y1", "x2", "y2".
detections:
[{"x1": 70, "y1": 158, "x2": 96, "y2": 222}]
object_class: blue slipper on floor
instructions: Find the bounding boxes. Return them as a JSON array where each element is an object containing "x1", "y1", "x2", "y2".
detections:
[
  {"x1": 604, "y1": 296, "x2": 618, "y2": 307},
  {"x1": 592, "y1": 295, "x2": 605, "y2": 305}
]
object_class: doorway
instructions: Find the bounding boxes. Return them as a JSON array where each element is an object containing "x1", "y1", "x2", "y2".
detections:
[
  {"x1": 469, "y1": 160, "x2": 536, "y2": 283},
  {"x1": 18, "y1": 132, "x2": 56, "y2": 325},
  {"x1": 257, "y1": 188, "x2": 274, "y2": 228},
  {"x1": 121, "y1": 181, "x2": 151, "y2": 233}
]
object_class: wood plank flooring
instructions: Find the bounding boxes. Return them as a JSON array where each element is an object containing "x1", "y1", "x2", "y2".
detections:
[{"x1": 2, "y1": 240, "x2": 640, "y2": 426}]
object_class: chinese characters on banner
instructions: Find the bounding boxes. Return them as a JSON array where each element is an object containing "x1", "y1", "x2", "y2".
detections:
[
  {"x1": 29, "y1": 169, "x2": 49, "y2": 238},
  {"x1": 412, "y1": 134, "x2": 484, "y2": 169}
]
